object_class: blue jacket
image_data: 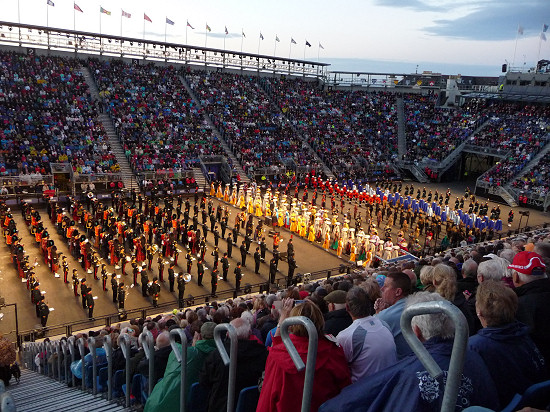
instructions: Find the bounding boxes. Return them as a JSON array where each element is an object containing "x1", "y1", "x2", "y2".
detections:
[
  {"x1": 319, "y1": 337, "x2": 499, "y2": 412},
  {"x1": 468, "y1": 321, "x2": 548, "y2": 407}
]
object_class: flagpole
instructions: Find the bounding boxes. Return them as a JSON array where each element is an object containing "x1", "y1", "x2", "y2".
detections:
[
  {"x1": 186, "y1": 22, "x2": 188, "y2": 45},
  {"x1": 205, "y1": 23, "x2": 208, "y2": 48},
  {"x1": 512, "y1": 25, "x2": 520, "y2": 68},
  {"x1": 120, "y1": 10, "x2": 123, "y2": 38},
  {"x1": 317, "y1": 44, "x2": 320, "y2": 62},
  {"x1": 240, "y1": 28, "x2": 244, "y2": 53},
  {"x1": 537, "y1": 24, "x2": 544, "y2": 64},
  {"x1": 289, "y1": 40, "x2": 292, "y2": 59},
  {"x1": 224, "y1": 32, "x2": 226, "y2": 51},
  {"x1": 274, "y1": 37, "x2": 277, "y2": 56},
  {"x1": 46, "y1": 2, "x2": 50, "y2": 47},
  {"x1": 18, "y1": 0, "x2": 21, "y2": 44},
  {"x1": 303, "y1": 42, "x2": 306, "y2": 61},
  {"x1": 143, "y1": 17, "x2": 145, "y2": 41},
  {"x1": 258, "y1": 33, "x2": 261, "y2": 55},
  {"x1": 73, "y1": 4, "x2": 76, "y2": 33}
]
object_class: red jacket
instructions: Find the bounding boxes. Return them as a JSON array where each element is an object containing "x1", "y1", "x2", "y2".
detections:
[{"x1": 257, "y1": 334, "x2": 351, "y2": 412}]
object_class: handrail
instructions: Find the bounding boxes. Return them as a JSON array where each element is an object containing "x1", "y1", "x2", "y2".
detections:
[
  {"x1": 61, "y1": 340, "x2": 69, "y2": 384},
  {"x1": 169, "y1": 329, "x2": 189, "y2": 412},
  {"x1": 280, "y1": 316, "x2": 318, "y2": 412},
  {"x1": 118, "y1": 333, "x2": 132, "y2": 408},
  {"x1": 67, "y1": 336, "x2": 76, "y2": 387},
  {"x1": 400, "y1": 300, "x2": 468, "y2": 412},
  {"x1": 55, "y1": 341, "x2": 62, "y2": 382},
  {"x1": 214, "y1": 323, "x2": 238, "y2": 412},
  {"x1": 77, "y1": 337, "x2": 86, "y2": 390},
  {"x1": 139, "y1": 327, "x2": 155, "y2": 396},
  {"x1": 103, "y1": 335, "x2": 113, "y2": 401},
  {"x1": 88, "y1": 336, "x2": 98, "y2": 395}
]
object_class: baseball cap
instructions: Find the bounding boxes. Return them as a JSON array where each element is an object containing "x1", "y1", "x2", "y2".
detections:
[
  {"x1": 324, "y1": 290, "x2": 347, "y2": 304},
  {"x1": 508, "y1": 251, "x2": 546, "y2": 275}
]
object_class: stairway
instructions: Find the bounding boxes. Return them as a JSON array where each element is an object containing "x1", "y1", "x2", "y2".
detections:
[
  {"x1": 9, "y1": 369, "x2": 127, "y2": 412},
  {"x1": 80, "y1": 66, "x2": 139, "y2": 191},
  {"x1": 396, "y1": 96, "x2": 407, "y2": 160},
  {"x1": 192, "y1": 167, "x2": 208, "y2": 191},
  {"x1": 178, "y1": 75, "x2": 250, "y2": 184},
  {"x1": 496, "y1": 186, "x2": 518, "y2": 208}
]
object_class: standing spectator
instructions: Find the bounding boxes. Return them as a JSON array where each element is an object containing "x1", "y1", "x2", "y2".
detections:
[{"x1": 0, "y1": 333, "x2": 16, "y2": 387}]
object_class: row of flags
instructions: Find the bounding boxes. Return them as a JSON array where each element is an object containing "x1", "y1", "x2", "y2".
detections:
[
  {"x1": 46, "y1": 1, "x2": 325, "y2": 49},
  {"x1": 518, "y1": 23, "x2": 549, "y2": 41}
]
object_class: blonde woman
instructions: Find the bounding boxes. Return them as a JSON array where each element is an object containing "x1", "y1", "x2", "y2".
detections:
[{"x1": 432, "y1": 263, "x2": 476, "y2": 334}]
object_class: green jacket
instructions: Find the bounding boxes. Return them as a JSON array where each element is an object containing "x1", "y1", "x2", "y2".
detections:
[{"x1": 144, "y1": 339, "x2": 217, "y2": 412}]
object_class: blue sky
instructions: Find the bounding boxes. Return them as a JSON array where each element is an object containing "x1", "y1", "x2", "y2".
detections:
[{"x1": 2, "y1": 0, "x2": 549, "y2": 76}]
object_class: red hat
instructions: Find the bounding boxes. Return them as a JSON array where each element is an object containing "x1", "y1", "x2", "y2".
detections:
[{"x1": 508, "y1": 251, "x2": 546, "y2": 275}]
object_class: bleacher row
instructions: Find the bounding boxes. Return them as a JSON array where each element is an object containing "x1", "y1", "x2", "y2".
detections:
[{"x1": 1, "y1": 50, "x2": 550, "y2": 195}]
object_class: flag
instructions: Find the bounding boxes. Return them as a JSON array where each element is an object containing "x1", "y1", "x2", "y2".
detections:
[
  {"x1": 121, "y1": 10, "x2": 131, "y2": 18},
  {"x1": 291, "y1": 38, "x2": 296, "y2": 44},
  {"x1": 187, "y1": 20, "x2": 194, "y2": 29},
  {"x1": 543, "y1": 24, "x2": 549, "y2": 33},
  {"x1": 518, "y1": 25, "x2": 524, "y2": 35},
  {"x1": 225, "y1": 26, "x2": 228, "y2": 35},
  {"x1": 144, "y1": 13, "x2": 152, "y2": 23},
  {"x1": 47, "y1": 0, "x2": 54, "y2": 6},
  {"x1": 275, "y1": 35, "x2": 280, "y2": 42},
  {"x1": 260, "y1": 32, "x2": 264, "y2": 40},
  {"x1": 100, "y1": 7, "x2": 111, "y2": 15},
  {"x1": 542, "y1": 32, "x2": 547, "y2": 41},
  {"x1": 166, "y1": 17, "x2": 175, "y2": 25},
  {"x1": 206, "y1": 24, "x2": 211, "y2": 32},
  {"x1": 242, "y1": 30, "x2": 246, "y2": 38},
  {"x1": 319, "y1": 42, "x2": 324, "y2": 49},
  {"x1": 74, "y1": 3, "x2": 83, "y2": 12},
  {"x1": 306, "y1": 40, "x2": 311, "y2": 47}
]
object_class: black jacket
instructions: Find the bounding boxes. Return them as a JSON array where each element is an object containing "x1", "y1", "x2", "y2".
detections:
[
  {"x1": 323, "y1": 308, "x2": 352, "y2": 337},
  {"x1": 515, "y1": 278, "x2": 550, "y2": 374},
  {"x1": 200, "y1": 339, "x2": 268, "y2": 412}
]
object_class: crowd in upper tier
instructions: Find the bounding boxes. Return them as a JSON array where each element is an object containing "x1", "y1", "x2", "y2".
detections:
[
  {"x1": 187, "y1": 71, "x2": 322, "y2": 176},
  {"x1": 0, "y1": 51, "x2": 119, "y2": 176},
  {"x1": 262, "y1": 77, "x2": 399, "y2": 181},
  {"x1": 89, "y1": 59, "x2": 225, "y2": 174},
  {"x1": 1, "y1": 51, "x2": 550, "y2": 203}
]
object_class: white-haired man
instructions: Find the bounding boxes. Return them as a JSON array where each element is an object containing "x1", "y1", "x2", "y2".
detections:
[{"x1": 320, "y1": 292, "x2": 499, "y2": 412}]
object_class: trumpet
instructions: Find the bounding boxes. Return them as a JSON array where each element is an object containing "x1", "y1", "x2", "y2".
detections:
[
  {"x1": 151, "y1": 244, "x2": 159, "y2": 254},
  {"x1": 183, "y1": 273, "x2": 192, "y2": 283},
  {"x1": 126, "y1": 256, "x2": 131, "y2": 262}
]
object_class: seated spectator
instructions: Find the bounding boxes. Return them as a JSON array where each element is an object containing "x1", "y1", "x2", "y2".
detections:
[
  {"x1": 257, "y1": 299, "x2": 351, "y2": 412},
  {"x1": 319, "y1": 292, "x2": 499, "y2": 412},
  {"x1": 375, "y1": 272, "x2": 413, "y2": 359},
  {"x1": 432, "y1": 264, "x2": 477, "y2": 335},
  {"x1": 336, "y1": 287, "x2": 397, "y2": 382},
  {"x1": 509, "y1": 251, "x2": 550, "y2": 374},
  {"x1": 199, "y1": 317, "x2": 268, "y2": 412},
  {"x1": 469, "y1": 280, "x2": 548, "y2": 407},
  {"x1": 144, "y1": 322, "x2": 217, "y2": 412},
  {"x1": 323, "y1": 290, "x2": 352, "y2": 337}
]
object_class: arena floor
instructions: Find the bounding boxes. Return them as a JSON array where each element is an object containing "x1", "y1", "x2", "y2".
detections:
[{"x1": 1, "y1": 179, "x2": 549, "y2": 338}]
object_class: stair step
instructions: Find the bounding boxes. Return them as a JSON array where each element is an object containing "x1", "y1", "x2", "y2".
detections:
[{"x1": 10, "y1": 369, "x2": 128, "y2": 412}]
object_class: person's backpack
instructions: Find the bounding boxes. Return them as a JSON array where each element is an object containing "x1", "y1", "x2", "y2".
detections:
[{"x1": 10, "y1": 363, "x2": 21, "y2": 384}]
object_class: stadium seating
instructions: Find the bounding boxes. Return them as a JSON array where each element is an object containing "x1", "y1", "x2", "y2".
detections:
[{"x1": 0, "y1": 51, "x2": 120, "y2": 176}]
